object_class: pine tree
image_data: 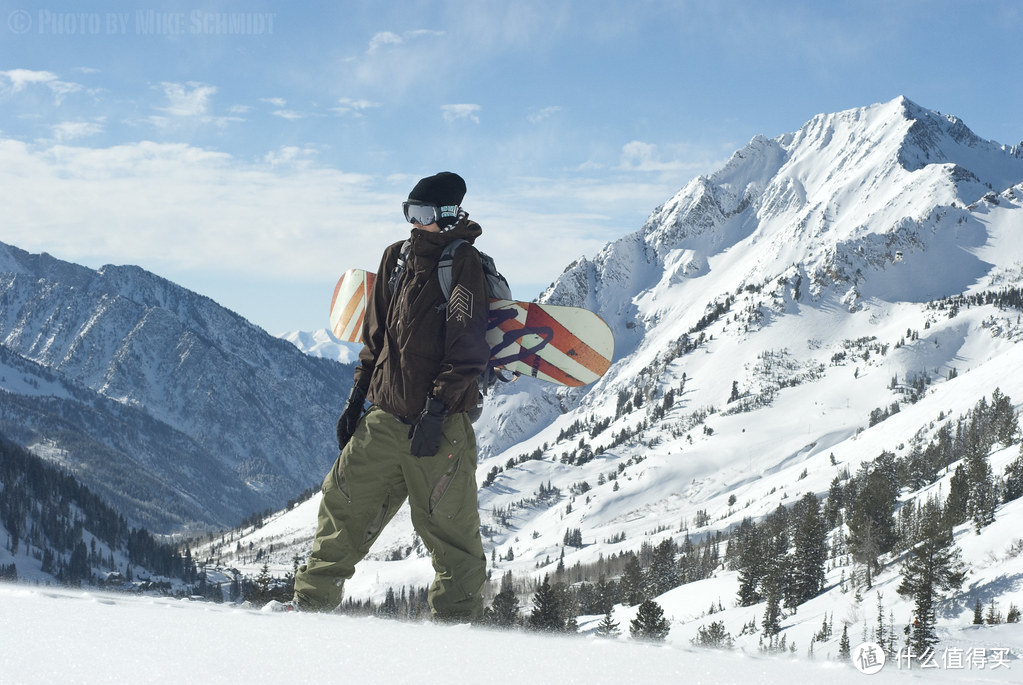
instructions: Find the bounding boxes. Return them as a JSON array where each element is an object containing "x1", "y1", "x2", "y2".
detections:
[
  {"x1": 630, "y1": 599, "x2": 671, "y2": 642},
  {"x1": 248, "y1": 562, "x2": 274, "y2": 606},
  {"x1": 619, "y1": 553, "x2": 645, "y2": 606},
  {"x1": 973, "y1": 599, "x2": 984, "y2": 625},
  {"x1": 595, "y1": 607, "x2": 620, "y2": 638},
  {"x1": 990, "y1": 388, "x2": 1018, "y2": 446},
  {"x1": 823, "y1": 477, "x2": 844, "y2": 530},
  {"x1": 838, "y1": 625, "x2": 851, "y2": 661},
  {"x1": 964, "y1": 444, "x2": 997, "y2": 533},
  {"x1": 945, "y1": 464, "x2": 970, "y2": 526},
  {"x1": 528, "y1": 574, "x2": 565, "y2": 632},
  {"x1": 847, "y1": 458, "x2": 898, "y2": 588},
  {"x1": 595, "y1": 574, "x2": 617, "y2": 615},
  {"x1": 761, "y1": 576, "x2": 782, "y2": 638},
  {"x1": 692, "y1": 620, "x2": 734, "y2": 649},
  {"x1": 761, "y1": 505, "x2": 791, "y2": 608},
  {"x1": 985, "y1": 599, "x2": 1003, "y2": 625},
  {"x1": 645, "y1": 538, "x2": 680, "y2": 596},
  {"x1": 1004, "y1": 454, "x2": 1023, "y2": 503},
  {"x1": 733, "y1": 519, "x2": 764, "y2": 606},
  {"x1": 789, "y1": 493, "x2": 827, "y2": 607},
  {"x1": 379, "y1": 587, "x2": 398, "y2": 618},
  {"x1": 874, "y1": 592, "x2": 886, "y2": 652},
  {"x1": 489, "y1": 571, "x2": 520, "y2": 627},
  {"x1": 897, "y1": 499, "x2": 966, "y2": 652}
]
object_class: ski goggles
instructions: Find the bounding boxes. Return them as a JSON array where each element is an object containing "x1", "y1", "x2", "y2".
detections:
[
  {"x1": 403, "y1": 201, "x2": 439, "y2": 225},
  {"x1": 402, "y1": 201, "x2": 461, "y2": 226}
]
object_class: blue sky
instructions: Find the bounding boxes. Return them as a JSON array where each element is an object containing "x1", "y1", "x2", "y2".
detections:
[{"x1": 1, "y1": 0, "x2": 1021, "y2": 334}]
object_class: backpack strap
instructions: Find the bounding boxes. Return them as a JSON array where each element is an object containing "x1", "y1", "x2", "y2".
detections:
[
  {"x1": 387, "y1": 240, "x2": 412, "y2": 293},
  {"x1": 436, "y1": 238, "x2": 468, "y2": 305}
]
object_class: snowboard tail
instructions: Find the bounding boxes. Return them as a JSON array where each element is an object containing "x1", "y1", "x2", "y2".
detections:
[
  {"x1": 330, "y1": 269, "x2": 375, "y2": 343},
  {"x1": 487, "y1": 299, "x2": 611, "y2": 386}
]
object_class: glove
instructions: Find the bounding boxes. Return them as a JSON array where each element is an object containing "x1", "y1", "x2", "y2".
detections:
[
  {"x1": 335, "y1": 385, "x2": 368, "y2": 451},
  {"x1": 408, "y1": 396, "x2": 447, "y2": 457}
]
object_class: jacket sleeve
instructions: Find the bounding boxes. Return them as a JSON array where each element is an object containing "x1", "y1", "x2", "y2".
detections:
[
  {"x1": 432, "y1": 244, "x2": 491, "y2": 409},
  {"x1": 353, "y1": 243, "x2": 399, "y2": 392}
]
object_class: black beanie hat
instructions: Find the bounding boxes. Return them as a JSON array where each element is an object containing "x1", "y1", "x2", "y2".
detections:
[{"x1": 408, "y1": 172, "x2": 466, "y2": 227}]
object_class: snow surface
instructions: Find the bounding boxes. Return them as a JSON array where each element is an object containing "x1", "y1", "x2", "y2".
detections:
[{"x1": 3, "y1": 582, "x2": 1019, "y2": 685}]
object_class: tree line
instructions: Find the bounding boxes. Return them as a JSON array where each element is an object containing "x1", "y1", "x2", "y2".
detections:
[
  {"x1": 729, "y1": 389, "x2": 1022, "y2": 653},
  {"x1": 0, "y1": 432, "x2": 196, "y2": 585}
]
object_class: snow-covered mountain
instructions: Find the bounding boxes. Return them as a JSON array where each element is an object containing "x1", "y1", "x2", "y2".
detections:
[
  {"x1": 281, "y1": 328, "x2": 359, "y2": 364},
  {"x1": 192, "y1": 97, "x2": 1023, "y2": 657},
  {"x1": 0, "y1": 243, "x2": 354, "y2": 531}
]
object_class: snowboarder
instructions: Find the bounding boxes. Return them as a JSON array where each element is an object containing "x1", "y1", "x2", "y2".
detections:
[{"x1": 293, "y1": 172, "x2": 490, "y2": 621}]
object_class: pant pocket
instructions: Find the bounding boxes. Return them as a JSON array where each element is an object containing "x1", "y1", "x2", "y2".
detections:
[
  {"x1": 325, "y1": 454, "x2": 351, "y2": 501},
  {"x1": 429, "y1": 455, "x2": 462, "y2": 514}
]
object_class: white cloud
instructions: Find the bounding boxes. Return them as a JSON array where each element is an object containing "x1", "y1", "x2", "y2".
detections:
[
  {"x1": 263, "y1": 146, "x2": 317, "y2": 166},
  {"x1": 348, "y1": 29, "x2": 450, "y2": 94},
  {"x1": 333, "y1": 98, "x2": 381, "y2": 117},
  {"x1": 147, "y1": 82, "x2": 243, "y2": 130},
  {"x1": 157, "y1": 81, "x2": 217, "y2": 117},
  {"x1": 0, "y1": 134, "x2": 635, "y2": 304},
  {"x1": 0, "y1": 136, "x2": 394, "y2": 285},
  {"x1": 260, "y1": 97, "x2": 287, "y2": 108},
  {"x1": 1, "y1": 69, "x2": 59, "y2": 92},
  {"x1": 442, "y1": 104, "x2": 481, "y2": 124},
  {"x1": 51, "y1": 121, "x2": 105, "y2": 143},
  {"x1": 367, "y1": 31, "x2": 403, "y2": 52},
  {"x1": 271, "y1": 109, "x2": 305, "y2": 120},
  {"x1": 367, "y1": 29, "x2": 444, "y2": 53},
  {"x1": 618, "y1": 141, "x2": 671, "y2": 171},
  {"x1": 0, "y1": 69, "x2": 83, "y2": 104},
  {"x1": 527, "y1": 106, "x2": 563, "y2": 124},
  {"x1": 617, "y1": 140, "x2": 722, "y2": 175}
]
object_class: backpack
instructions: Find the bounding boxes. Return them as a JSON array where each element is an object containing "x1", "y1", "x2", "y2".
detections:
[
  {"x1": 387, "y1": 238, "x2": 512, "y2": 305},
  {"x1": 387, "y1": 238, "x2": 514, "y2": 419}
]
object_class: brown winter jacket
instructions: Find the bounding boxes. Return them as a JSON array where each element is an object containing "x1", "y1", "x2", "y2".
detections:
[{"x1": 353, "y1": 218, "x2": 491, "y2": 420}]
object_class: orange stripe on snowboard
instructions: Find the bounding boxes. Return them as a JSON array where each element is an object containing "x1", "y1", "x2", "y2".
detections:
[
  {"x1": 331, "y1": 270, "x2": 375, "y2": 343},
  {"x1": 493, "y1": 302, "x2": 610, "y2": 386},
  {"x1": 494, "y1": 304, "x2": 610, "y2": 375},
  {"x1": 339, "y1": 289, "x2": 363, "y2": 334}
]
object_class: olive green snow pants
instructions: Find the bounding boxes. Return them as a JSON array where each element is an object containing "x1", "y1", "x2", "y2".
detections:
[{"x1": 294, "y1": 406, "x2": 487, "y2": 620}]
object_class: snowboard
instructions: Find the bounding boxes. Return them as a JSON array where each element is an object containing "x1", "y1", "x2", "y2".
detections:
[{"x1": 329, "y1": 268, "x2": 614, "y2": 387}]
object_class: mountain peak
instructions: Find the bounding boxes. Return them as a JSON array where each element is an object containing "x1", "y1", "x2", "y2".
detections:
[{"x1": 540, "y1": 97, "x2": 1023, "y2": 345}]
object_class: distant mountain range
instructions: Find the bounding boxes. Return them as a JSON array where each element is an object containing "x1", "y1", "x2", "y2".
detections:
[
  {"x1": 0, "y1": 242, "x2": 353, "y2": 532},
  {"x1": 280, "y1": 329, "x2": 358, "y2": 364}
]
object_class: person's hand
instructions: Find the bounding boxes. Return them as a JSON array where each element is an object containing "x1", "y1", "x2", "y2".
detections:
[
  {"x1": 409, "y1": 396, "x2": 447, "y2": 457},
  {"x1": 336, "y1": 386, "x2": 367, "y2": 451}
]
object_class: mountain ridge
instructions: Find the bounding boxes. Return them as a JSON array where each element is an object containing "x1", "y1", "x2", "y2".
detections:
[{"x1": 0, "y1": 240, "x2": 353, "y2": 532}]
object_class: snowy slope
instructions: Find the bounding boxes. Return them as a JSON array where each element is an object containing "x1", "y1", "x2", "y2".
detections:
[
  {"x1": 185, "y1": 98, "x2": 1023, "y2": 664},
  {"x1": 2, "y1": 582, "x2": 1017, "y2": 684}
]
